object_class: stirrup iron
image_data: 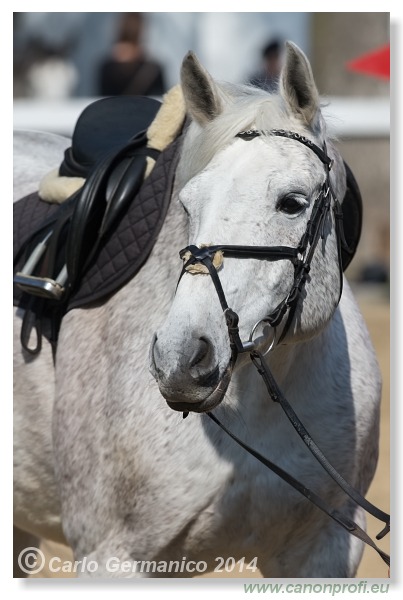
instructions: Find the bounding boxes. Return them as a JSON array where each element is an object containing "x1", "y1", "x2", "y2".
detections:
[{"x1": 14, "y1": 232, "x2": 68, "y2": 301}]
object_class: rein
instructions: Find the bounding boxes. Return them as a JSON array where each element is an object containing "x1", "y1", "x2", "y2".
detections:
[{"x1": 178, "y1": 128, "x2": 390, "y2": 567}]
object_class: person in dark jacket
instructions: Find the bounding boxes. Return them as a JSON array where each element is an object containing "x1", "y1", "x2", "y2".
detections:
[
  {"x1": 249, "y1": 39, "x2": 284, "y2": 93},
  {"x1": 99, "y1": 13, "x2": 165, "y2": 97}
]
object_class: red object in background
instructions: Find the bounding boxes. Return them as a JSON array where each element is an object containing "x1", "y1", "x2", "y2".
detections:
[{"x1": 346, "y1": 44, "x2": 390, "y2": 80}]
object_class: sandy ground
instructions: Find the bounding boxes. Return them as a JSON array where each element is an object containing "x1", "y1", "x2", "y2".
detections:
[
  {"x1": 29, "y1": 286, "x2": 390, "y2": 579},
  {"x1": 355, "y1": 287, "x2": 390, "y2": 579}
]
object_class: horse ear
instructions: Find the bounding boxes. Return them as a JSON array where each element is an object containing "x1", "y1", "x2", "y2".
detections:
[
  {"x1": 280, "y1": 42, "x2": 320, "y2": 128},
  {"x1": 181, "y1": 51, "x2": 222, "y2": 125}
]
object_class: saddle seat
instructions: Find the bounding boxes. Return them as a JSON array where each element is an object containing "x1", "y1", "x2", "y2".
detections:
[{"x1": 60, "y1": 95, "x2": 162, "y2": 179}]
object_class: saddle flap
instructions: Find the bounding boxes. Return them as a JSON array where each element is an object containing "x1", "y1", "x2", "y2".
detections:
[{"x1": 341, "y1": 161, "x2": 363, "y2": 271}]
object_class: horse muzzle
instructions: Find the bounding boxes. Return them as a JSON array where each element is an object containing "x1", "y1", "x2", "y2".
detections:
[{"x1": 149, "y1": 332, "x2": 232, "y2": 412}]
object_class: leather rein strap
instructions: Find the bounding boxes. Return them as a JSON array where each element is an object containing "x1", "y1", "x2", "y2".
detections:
[
  {"x1": 179, "y1": 129, "x2": 390, "y2": 567},
  {"x1": 207, "y1": 410, "x2": 390, "y2": 568}
]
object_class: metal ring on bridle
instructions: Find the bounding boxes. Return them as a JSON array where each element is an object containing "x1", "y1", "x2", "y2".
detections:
[{"x1": 249, "y1": 320, "x2": 277, "y2": 356}]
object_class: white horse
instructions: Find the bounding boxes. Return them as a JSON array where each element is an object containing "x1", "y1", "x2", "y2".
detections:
[{"x1": 14, "y1": 43, "x2": 383, "y2": 578}]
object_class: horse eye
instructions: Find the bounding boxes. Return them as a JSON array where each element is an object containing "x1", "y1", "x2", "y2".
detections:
[{"x1": 277, "y1": 195, "x2": 306, "y2": 215}]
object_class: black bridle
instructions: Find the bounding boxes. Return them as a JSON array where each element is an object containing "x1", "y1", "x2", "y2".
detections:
[
  {"x1": 177, "y1": 129, "x2": 390, "y2": 567},
  {"x1": 179, "y1": 129, "x2": 346, "y2": 355}
]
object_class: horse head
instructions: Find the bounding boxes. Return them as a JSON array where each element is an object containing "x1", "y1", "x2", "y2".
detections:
[{"x1": 150, "y1": 42, "x2": 347, "y2": 413}]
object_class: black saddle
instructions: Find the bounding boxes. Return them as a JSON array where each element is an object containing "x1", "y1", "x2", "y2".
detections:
[
  {"x1": 14, "y1": 95, "x2": 163, "y2": 300},
  {"x1": 60, "y1": 95, "x2": 162, "y2": 178},
  {"x1": 13, "y1": 95, "x2": 184, "y2": 355}
]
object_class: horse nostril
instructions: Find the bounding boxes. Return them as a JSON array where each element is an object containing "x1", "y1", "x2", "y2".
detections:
[
  {"x1": 189, "y1": 337, "x2": 220, "y2": 387},
  {"x1": 150, "y1": 333, "x2": 163, "y2": 379},
  {"x1": 189, "y1": 336, "x2": 219, "y2": 387},
  {"x1": 189, "y1": 337, "x2": 211, "y2": 369}
]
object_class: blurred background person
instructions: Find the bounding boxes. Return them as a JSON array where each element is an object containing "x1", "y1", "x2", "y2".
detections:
[
  {"x1": 13, "y1": 11, "x2": 78, "y2": 99},
  {"x1": 98, "y1": 12, "x2": 166, "y2": 97},
  {"x1": 248, "y1": 38, "x2": 284, "y2": 92},
  {"x1": 23, "y1": 41, "x2": 78, "y2": 99}
]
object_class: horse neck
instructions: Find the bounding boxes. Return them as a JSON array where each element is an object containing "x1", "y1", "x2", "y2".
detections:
[{"x1": 230, "y1": 312, "x2": 338, "y2": 412}]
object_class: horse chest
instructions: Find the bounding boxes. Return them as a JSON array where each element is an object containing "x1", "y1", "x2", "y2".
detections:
[{"x1": 177, "y1": 444, "x2": 326, "y2": 565}]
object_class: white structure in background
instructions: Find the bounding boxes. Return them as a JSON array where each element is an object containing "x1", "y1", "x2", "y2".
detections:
[
  {"x1": 13, "y1": 97, "x2": 390, "y2": 138},
  {"x1": 14, "y1": 13, "x2": 389, "y2": 137},
  {"x1": 16, "y1": 12, "x2": 310, "y2": 95},
  {"x1": 145, "y1": 12, "x2": 310, "y2": 87},
  {"x1": 27, "y1": 59, "x2": 78, "y2": 99}
]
